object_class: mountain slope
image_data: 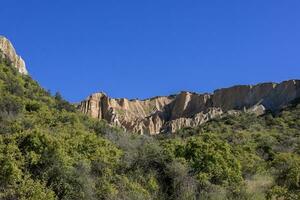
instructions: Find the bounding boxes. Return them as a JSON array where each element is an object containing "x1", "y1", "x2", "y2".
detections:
[{"x1": 0, "y1": 37, "x2": 299, "y2": 200}]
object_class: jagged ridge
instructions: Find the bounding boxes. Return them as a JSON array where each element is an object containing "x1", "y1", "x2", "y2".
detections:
[{"x1": 79, "y1": 80, "x2": 300, "y2": 134}]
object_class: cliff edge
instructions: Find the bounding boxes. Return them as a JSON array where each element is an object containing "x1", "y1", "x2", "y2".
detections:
[
  {"x1": 0, "y1": 36, "x2": 28, "y2": 75},
  {"x1": 79, "y1": 80, "x2": 300, "y2": 134}
]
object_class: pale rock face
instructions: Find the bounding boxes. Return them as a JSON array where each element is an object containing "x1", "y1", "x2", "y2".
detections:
[
  {"x1": 212, "y1": 80, "x2": 300, "y2": 111},
  {"x1": 246, "y1": 104, "x2": 266, "y2": 116},
  {"x1": 163, "y1": 107, "x2": 223, "y2": 133},
  {"x1": 0, "y1": 36, "x2": 28, "y2": 75},
  {"x1": 79, "y1": 80, "x2": 300, "y2": 134},
  {"x1": 79, "y1": 93, "x2": 175, "y2": 134}
]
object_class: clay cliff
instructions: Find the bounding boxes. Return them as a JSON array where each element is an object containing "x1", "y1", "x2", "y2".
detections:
[
  {"x1": 0, "y1": 36, "x2": 28, "y2": 75},
  {"x1": 79, "y1": 80, "x2": 300, "y2": 135}
]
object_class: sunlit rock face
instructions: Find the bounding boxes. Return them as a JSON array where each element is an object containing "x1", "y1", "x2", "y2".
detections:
[
  {"x1": 80, "y1": 80, "x2": 300, "y2": 134},
  {"x1": 0, "y1": 36, "x2": 28, "y2": 75}
]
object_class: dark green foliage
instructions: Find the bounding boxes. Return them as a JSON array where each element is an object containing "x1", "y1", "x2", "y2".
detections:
[
  {"x1": 54, "y1": 92, "x2": 76, "y2": 112},
  {"x1": 0, "y1": 95, "x2": 23, "y2": 117}
]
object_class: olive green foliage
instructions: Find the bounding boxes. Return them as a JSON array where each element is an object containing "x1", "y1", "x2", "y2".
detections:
[
  {"x1": 171, "y1": 103, "x2": 300, "y2": 199},
  {"x1": 0, "y1": 58, "x2": 299, "y2": 200}
]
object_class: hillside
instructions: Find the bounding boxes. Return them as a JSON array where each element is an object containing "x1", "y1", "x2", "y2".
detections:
[{"x1": 0, "y1": 37, "x2": 299, "y2": 200}]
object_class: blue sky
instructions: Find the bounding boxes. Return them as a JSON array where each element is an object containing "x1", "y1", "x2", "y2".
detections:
[{"x1": 1, "y1": 1, "x2": 300, "y2": 102}]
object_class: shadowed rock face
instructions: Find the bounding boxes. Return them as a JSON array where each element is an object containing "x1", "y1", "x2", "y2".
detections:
[
  {"x1": 79, "y1": 80, "x2": 300, "y2": 135},
  {"x1": 0, "y1": 36, "x2": 28, "y2": 75}
]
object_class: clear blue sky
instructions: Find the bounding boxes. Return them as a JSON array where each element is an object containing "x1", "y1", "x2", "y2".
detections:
[{"x1": 1, "y1": 1, "x2": 300, "y2": 102}]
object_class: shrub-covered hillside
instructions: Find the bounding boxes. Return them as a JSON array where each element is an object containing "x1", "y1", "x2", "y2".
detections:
[
  {"x1": 0, "y1": 58, "x2": 299, "y2": 200},
  {"x1": 169, "y1": 101, "x2": 300, "y2": 199}
]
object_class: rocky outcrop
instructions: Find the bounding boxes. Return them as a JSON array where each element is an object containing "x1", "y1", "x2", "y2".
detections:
[
  {"x1": 80, "y1": 80, "x2": 300, "y2": 135},
  {"x1": 0, "y1": 36, "x2": 28, "y2": 75}
]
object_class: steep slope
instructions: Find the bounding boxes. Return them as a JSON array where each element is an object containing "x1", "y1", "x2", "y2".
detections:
[
  {"x1": 80, "y1": 80, "x2": 300, "y2": 134},
  {"x1": 0, "y1": 36, "x2": 28, "y2": 75}
]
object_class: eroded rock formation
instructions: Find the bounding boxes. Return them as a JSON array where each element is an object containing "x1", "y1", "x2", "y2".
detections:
[
  {"x1": 0, "y1": 36, "x2": 28, "y2": 75},
  {"x1": 79, "y1": 80, "x2": 300, "y2": 134}
]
